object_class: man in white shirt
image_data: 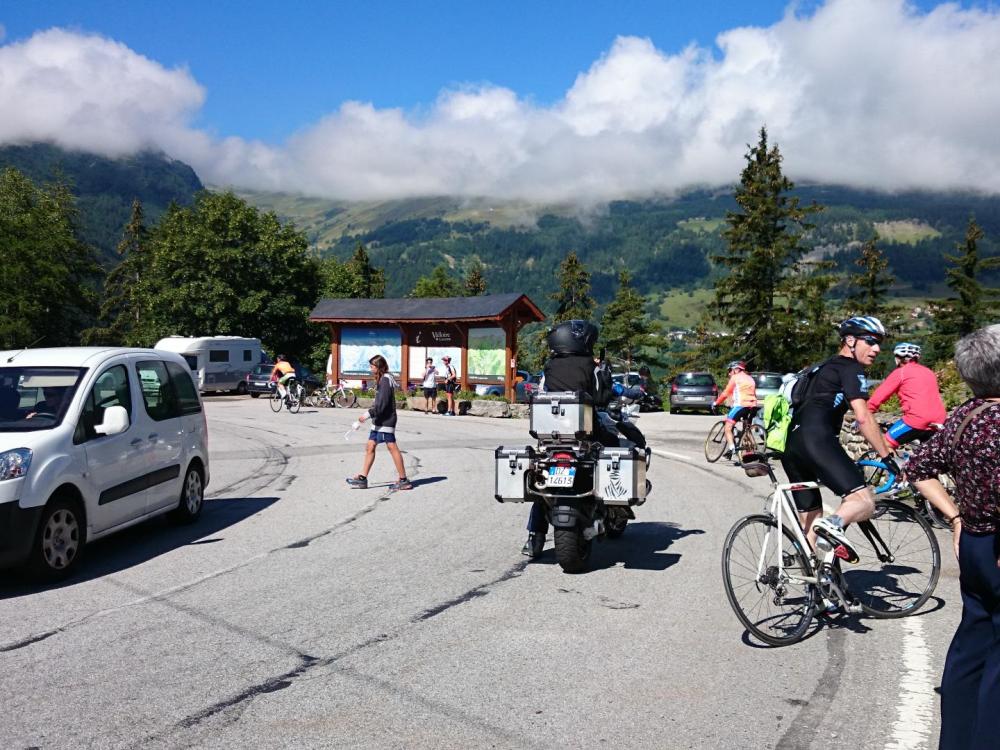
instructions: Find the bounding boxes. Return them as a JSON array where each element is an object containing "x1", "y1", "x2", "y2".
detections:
[{"x1": 421, "y1": 357, "x2": 439, "y2": 413}]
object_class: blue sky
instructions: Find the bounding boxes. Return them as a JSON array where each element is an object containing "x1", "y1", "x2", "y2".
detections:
[
  {"x1": 1, "y1": 1, "x2": 997, "y2": 201},
  {"x1": 2, "y1": 0, "x2": 830, "y2": 143}
]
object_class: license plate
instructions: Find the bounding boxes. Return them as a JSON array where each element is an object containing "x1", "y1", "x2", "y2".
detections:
[
  {"x1": 684, "y1": 396, "x2": 704, "y2": 402},
  {"x1": 546, "y1": 466, "x2": 576, "y2": 487}
]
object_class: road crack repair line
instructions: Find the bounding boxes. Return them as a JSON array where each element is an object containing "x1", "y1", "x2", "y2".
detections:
[
  {"x1": 141, "y1": 558, "x2": 533, "y2": 744},
  {"x1": 0, "y1": 454, "x2": 412, "y2": 654}
]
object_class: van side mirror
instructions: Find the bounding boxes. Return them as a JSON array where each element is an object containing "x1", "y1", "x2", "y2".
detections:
[{"x1": 95, "y1": 405, "x2": 130, "y2": 436}]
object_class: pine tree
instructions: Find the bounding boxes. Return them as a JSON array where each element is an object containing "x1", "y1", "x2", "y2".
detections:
[
  {"x1": 86, "y1": 198, "x2": 149, "y2": 345},
  {"x1": 711, "y1": 127, "x2": 822, "y2": 370},
  {"x1": 549, "y1": 252, "x2": 595, "y2": 323},
  {"x1": 929, "y1": 218, "x2": 999, "y2": 360},
  {"x1": 345, "y1": 243, "x2": 385, "y2": 298},
  {"x1": 600, "y1": 270, "x2": 662, "y2": 368},
  {"x1": 464, "y1": 259, "x2": 488, "y2": 296},
  {"x1": 844, "y1": 233, "x2": 894, "y2": 316}
]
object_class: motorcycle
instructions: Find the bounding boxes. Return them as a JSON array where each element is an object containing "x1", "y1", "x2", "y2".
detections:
[{"x1": 495, "y1": 391, "x2": 652, "y2": 573}]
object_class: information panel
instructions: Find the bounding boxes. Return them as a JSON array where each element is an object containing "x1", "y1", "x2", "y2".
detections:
[
  {"x1": 340, "y1": 327, "x2": 401, "y2": 376},
  {"x1": 467, "y1": 327, "x2": 505, "y2": 383}
]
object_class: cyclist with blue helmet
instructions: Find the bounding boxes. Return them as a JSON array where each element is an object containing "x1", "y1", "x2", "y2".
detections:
[
  {"x1": 868, "y1": 342, "x2": 947, "y2": 448},
  {"x1": 780, "y1": 316, "x2": 899, "y2": 562}
]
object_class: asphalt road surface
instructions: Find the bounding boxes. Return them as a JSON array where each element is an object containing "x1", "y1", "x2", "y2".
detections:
[{"x1": 0, "y1": 398, "x2": 960, "y2": 749}]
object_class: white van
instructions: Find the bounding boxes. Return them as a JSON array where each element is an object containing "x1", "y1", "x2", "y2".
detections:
[
  {"x1": 0, "y1": 347, "x2": 210, "y2": 580},
  {"x1": 154, "y1": 336, "x2": 262, "y2": 394}
]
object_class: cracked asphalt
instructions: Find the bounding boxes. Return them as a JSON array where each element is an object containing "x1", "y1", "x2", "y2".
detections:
[{"x1": 0, "y1": 398, "x2": 960, "y2": 749}]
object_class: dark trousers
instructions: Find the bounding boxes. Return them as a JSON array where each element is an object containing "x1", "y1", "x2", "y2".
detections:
[
  {"x1": 527, "y1": 501, "x2": 548, "y2": 535},
  {"x1": 939, "y1": 530, "x2": 1000, "y2": 750}
]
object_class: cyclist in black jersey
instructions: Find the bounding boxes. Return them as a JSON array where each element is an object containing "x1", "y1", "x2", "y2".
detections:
[{"x1": 781, "y1": 316, "x2": 901, "y2": 560}]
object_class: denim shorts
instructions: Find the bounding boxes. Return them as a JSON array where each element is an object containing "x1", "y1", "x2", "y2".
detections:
[{"x1": 369, "y1": 430, "x2": 397, "y2": 444}]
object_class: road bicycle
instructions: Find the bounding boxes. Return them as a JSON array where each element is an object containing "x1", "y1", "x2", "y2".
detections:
[
  {"x1": 856, "y1": 423, "x2": 953, "y2": 530},
  {"x1": 270, "y1": 378, "x2": 304, "y2": 414},
  {"x1": 704, "y1": 407, "x2": 765, "y2": 463},
  {"x1": 305, "y1": 379, "x2": 358, "y2": 409},
  {"x1": 721, "y1": 454, "x2": 941, "y2": 646}
]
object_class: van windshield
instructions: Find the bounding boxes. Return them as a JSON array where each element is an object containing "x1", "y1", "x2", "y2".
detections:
[{"x1": 0, "y1": 367, "x2": 86, "y2": 432}]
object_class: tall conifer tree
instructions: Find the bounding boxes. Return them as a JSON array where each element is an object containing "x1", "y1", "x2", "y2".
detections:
[
  {"x1": 712, "y1": 127, "x2": 821, "y2": 370},
  {"x1": 844, "y1": 232, "x2": 893, "y2": 317},
  {"x1": 601, "y1": 270, "x2": 661, "y2": 368}
]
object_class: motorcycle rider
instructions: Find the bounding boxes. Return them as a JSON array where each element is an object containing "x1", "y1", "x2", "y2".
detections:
[{"x1": 522, "y1": 320, "x2": 617, "y2": 557}]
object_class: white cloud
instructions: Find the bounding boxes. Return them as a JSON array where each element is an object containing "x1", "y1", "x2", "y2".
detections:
[{"x1": 2, "y1": 1, "x2": 1000, "y2": 203}]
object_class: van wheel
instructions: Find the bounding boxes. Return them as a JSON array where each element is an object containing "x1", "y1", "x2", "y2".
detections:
[
  {"x1": 171, "y1": 466, "x2": 204, "y2": 524},
  {"x1": 235, "y1": 382, "x2": 248, "y2": 394},
  {"x1": 250, "y1": 392, "x2": 260, "y2": 398},
  {"x1": 28, "y1": 497, "x2": 86, "y2": 581}
]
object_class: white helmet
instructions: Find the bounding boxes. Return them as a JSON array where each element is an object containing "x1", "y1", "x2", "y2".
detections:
[{"x1": 893, "y1": 342, "x2": 921, "y2": 360}]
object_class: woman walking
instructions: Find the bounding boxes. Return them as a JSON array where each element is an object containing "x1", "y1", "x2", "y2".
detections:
[
  {"x1": 346, "y1": 355, "x2": 412, "y2": 491},
  {"x1": 907, "y1": 324, "x2": 1000, "y2": 749}
]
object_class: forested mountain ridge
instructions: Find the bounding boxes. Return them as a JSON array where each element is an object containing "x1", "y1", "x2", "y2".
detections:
[
  {"x1": 0, "y1": 143, "x2": 203, "y2": 264},
  {"x1": 240, "y1": 185, "x2": 1000, "y2": 303},
  {"x1": 1, "y1": 142, "x2": 997, "y2": 307}
]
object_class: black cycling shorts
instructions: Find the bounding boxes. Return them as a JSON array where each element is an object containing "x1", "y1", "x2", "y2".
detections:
[{"x1": 780, "y1": 425, "x2": 866, "y2": 513}]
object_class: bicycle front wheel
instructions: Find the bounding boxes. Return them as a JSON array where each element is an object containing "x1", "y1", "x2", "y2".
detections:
[
  {"x1": 722, "y1": 514, "x2": 817, "y2": 646},
  {"x1": 269, "y1": 390, "x2": 283, "y2": 413},
  {"x1": 842, "y1": 499, "x2": 941, "y2": 618},
  {"x1": 739, "y1": 423, "x2": 766, "y2": 455},
  {"x1": 335, "y1": 389, "x2": 357, "y2": 408},
  {"x1": 704, "y1": 420, "x2": 728, "y2": 463}
]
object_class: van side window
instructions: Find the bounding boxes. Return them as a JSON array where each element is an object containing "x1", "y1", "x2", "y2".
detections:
[
  {"x1": 243, "y1": 349, "x2": 252, "y2": 361},
  {"x1": 209, "y1": 350, "x2": 229, "y2": 363},
  {"x1": 136, "y1": 360, "x2": 178, "y2": 421},
  {"x1": 165, "y1": 361, "x2": 202, "y2": 415},
  {"x1": 183, "y1": 355, "x2": 198, "y2": 371},
  {"x1": 74, "y1": 365, "x2": 132, "y2": 444}
]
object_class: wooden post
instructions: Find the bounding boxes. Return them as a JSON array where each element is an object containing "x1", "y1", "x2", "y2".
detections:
[
  {"x1": 329, "y1": 324, "x2": 340, "y2": 386},
  {"x1": 459, "y1": 324, "x2": 470, "y2": 392},
  {"x1": 509, "y1": 313, "x2": 519, "y2": 402},
  {"x1": 503, "y1": 316, "x2": 515, "y2": 402},
  {"x1": 399, "y1": 324, "x2": 410, "y2": 391}
]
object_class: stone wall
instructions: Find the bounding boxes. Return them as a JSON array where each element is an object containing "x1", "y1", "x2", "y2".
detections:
[{"x1": 839, "y1": 412, "x2": 897, "y2": 459}]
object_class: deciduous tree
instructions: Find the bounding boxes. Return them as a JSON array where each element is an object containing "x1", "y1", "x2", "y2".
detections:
[
  {"x1": 409, "y1": 265, "x2": 463, "y2": 298},
  {"x1": 0, "y1": 167, "x2": 100, "y2": 348}
]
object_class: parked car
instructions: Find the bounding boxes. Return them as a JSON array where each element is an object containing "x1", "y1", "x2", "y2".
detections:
[
  {"x1": 751, "y1": 371, "x2": 784, "y2": 400},
  {"x1": 669, "y1": 371, "x2": 718, "y2": 414},
  {"x1": 0, "y1": 347, "x2": 210, "y2": 579},
  {"x1": 474, "y1": 370, "x2": 539, "y2": 403},
  {"x1": 245, "y1": 363, "x2": 321, "y2": 398}
]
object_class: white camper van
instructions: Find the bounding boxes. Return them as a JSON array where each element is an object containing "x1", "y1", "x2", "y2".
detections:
[{"x1": 154, "y1": 336, "x2": 262, "y2": 393}]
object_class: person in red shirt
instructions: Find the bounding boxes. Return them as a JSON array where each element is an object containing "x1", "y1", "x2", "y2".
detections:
[{"x1": 867, "y1": 343, "x2": 947, "y2": 448}]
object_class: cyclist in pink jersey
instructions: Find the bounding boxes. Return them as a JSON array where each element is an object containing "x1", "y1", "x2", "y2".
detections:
[
  {"x1": 868, "y1": 342, "x2": 947, "y2": 448},
  {"x1": 712, "y1": 360, "x2": 758, "y2": 465}
]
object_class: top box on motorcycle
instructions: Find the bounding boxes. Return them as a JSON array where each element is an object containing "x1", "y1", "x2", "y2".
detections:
[{"x1": 529, "y1": 391, "x2": 594, "y2": 440}]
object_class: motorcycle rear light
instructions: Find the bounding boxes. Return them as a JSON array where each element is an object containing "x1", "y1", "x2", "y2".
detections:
[{"x1": 552, "y1": 452, "x2": 573, "y2": 465}]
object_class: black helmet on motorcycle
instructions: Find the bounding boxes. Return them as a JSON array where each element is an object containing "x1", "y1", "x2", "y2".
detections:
[{"x1": 547, "y1": 320, "x2": 599, "y2": 356}]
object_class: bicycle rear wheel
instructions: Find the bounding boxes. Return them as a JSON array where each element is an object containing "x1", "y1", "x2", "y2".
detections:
[
  {"x1": 842, "y1": 499, "x2": 940, "y2": 618},
  {"x1": 289, "y1": 386, "x2": 303, "y2": 414},
  {"x1": 269, "y1": 390, "x2": 283, "y2": 413},
  {"x1": 335, "y1": 389, "x2": 357, "y2": 408},
  {"x1": 722, "y1": 514, "x2": 817, "y2": 646},
  {"x1": 704, "y1": 420, "x2": 728, "y2": 463}
]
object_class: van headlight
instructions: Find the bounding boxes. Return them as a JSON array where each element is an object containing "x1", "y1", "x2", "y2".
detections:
[{"x1": 0, "y1": 448, "x2": 32, "y2": 480}]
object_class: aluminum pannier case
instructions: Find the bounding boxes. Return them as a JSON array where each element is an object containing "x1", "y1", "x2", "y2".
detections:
[
  {"x1": 494, "y1": 446, "x2": 535, "y2": 502},
  {"x1": 529, "y1": 391, "x2": 594, "y2": 440},
  {"x1": 595, "y1": 446, "x2": 650, "y2": 506}
]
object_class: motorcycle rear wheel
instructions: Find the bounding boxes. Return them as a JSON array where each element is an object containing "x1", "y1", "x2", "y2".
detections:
[{"x1": 554, "y1": 528, "x2": 592, "y2": 573}]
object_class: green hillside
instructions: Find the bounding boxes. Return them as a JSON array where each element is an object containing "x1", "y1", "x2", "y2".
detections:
[{"x1": 0, "y1": 143, "x2": 203, "y2": 264}]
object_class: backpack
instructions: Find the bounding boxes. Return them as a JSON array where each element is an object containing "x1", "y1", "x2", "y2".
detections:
[
  {"x1": 789, "y1": 362, "x2": 824, "y2": 411},
  {"x1": 763, "y1": 394, "x2": 792, "y2": 454}
]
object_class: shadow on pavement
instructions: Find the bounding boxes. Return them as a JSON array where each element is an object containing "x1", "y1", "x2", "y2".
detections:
[
  {"x1": 532, "y1": 521, "x2": 703, "y2": 573},
  {"x1": 410, "y1": 476, "x2": 447, "y2": 489},
  {"x1": 0, "y1": 495, "x2": 278, "y2": 599}
]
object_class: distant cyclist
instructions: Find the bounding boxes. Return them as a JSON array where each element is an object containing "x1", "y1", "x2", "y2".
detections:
[
  {"x1": 712, "y1": 360, "x2": 758, "y2": 466},
  {"x1": 270, "y1": 355, "x2": 296, "y2": 404},
  {"x1": 867, "y1": 342, "x2": 947, "y2": 448},
  {"x1": 781, "y1": 316, "x2": 900, "y2": 560}
]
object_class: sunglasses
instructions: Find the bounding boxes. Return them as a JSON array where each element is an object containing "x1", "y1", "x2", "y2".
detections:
[{"x1": 857, "y1": 335, "x2": 883, "y2": 346}]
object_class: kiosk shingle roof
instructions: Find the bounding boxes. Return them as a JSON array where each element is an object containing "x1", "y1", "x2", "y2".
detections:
[{"x1": 309, "y1": 293, "x2": 543, "y2": 323}]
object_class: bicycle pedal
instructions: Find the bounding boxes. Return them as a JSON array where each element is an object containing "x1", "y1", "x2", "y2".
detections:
[{"x1": 845, "y1": 600, "x2": 863, "y2": 615}]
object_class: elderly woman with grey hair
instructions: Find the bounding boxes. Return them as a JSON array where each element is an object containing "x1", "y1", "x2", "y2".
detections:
[{"x1": 906, "y1": 324, "x2": 1000, "y2": 750}]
